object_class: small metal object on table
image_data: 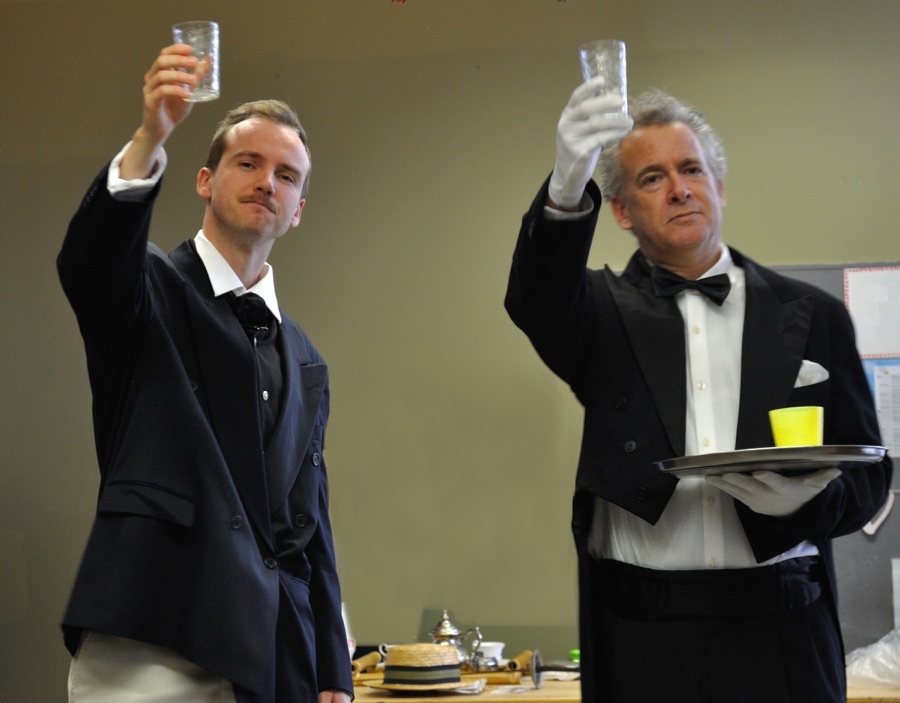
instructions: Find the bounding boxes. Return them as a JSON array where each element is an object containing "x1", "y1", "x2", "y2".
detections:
[{"x1": 530, "y1": 650, "x2": 579, "y2": 690}]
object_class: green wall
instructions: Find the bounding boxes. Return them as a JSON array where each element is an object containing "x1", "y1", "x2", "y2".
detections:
[{"x1": 1, "y1": 1, "x2": 897, "y2": 699}]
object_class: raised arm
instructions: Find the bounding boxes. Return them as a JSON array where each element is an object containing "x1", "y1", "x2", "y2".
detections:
[{"x1": 119, "y1": 43, "x2": 205, "y2": 180}]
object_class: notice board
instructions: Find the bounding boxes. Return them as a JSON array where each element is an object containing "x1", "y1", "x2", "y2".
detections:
[{"x1": 775, "y1": 262, "x2": 900, "y2": 651}]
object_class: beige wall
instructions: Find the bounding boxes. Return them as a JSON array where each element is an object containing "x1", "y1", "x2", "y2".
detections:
[{"x1": 1, "y1": 0, "x2": 898, "y2": 699}]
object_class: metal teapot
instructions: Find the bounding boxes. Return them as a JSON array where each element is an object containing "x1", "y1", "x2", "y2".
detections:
[{"x1": 428, "y1": 609, "x2": 483, "y2": 668}]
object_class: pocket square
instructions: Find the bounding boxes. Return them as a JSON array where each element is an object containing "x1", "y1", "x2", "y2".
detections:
[{"x1": 794, "y1": 359, "x2": 830, "y2": 388}]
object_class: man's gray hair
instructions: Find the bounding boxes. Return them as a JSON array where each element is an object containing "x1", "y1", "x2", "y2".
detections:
[{"x1": 598, "y1": 89, "x2": 727, "y2": 199}]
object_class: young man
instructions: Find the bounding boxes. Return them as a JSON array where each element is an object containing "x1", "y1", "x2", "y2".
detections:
[{"x1": 59, "y1": 44, "x2": 352, "y2": 703}]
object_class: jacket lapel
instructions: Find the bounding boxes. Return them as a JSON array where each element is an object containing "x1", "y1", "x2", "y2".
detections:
[
  {"x1": 169, "y1": 241, "x2": 274, "y2": 548},
  {"x1": 734, "y1": 256, "x2": 814, "y2": 449},
  {"x1": 609, "y1": 250, "x2": 814, "y2": 455},
  {"x1": 608, "y1": 253, "x2": 687, "y2": 456}
]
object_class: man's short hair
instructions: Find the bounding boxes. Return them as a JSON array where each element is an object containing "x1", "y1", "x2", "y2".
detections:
[{"x1": 205, "y1": 99, "x2": 312, "y2": 198}]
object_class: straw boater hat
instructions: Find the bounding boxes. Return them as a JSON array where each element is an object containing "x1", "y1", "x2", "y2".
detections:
[{"x1": 368, "y1": 643, "x2": 468, "y2": 692}]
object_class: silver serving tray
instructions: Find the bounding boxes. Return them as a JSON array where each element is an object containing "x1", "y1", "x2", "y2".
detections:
[{"x1": 656, "y1": 445, "x2": 886, "y2": 478}]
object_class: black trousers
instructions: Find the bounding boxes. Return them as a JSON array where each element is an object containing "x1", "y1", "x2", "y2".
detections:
[{"x1": 589, "y1": 558, "x2": 845, "y2": 703}]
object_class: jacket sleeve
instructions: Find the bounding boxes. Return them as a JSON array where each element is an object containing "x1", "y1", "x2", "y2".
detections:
[
  {"x1": 309, "y1": 469, "x2": 353, "y2": 695},
  {"x1": 504, "y1": 177, "x2": 604, "y2": 393},
  {"x1": 57, "y1": 164, "x2": 160, "y2": 354}
]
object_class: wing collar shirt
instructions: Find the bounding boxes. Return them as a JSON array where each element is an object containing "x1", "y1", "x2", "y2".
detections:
[
  {"x1": 107, "y1": 143, "x2": 282, "y2": 319},
  {"x1": 587, "y1": 244, "x2": 818, "y2": 569}
]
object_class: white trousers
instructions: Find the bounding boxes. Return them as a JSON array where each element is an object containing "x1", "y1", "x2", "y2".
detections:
[{"x1": 68, "y1": 632, "x2": 237, "y2": 703}]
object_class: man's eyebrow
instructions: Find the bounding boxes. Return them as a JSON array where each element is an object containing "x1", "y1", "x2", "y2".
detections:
[
  {"x1": 634, "y1": 157, "x2": 703, "y2": 181},
  {"x1": 230, "y1": 149, "x2": 263, "y2": 161},
  {"x1": 230, "y1": 150, "x2": 303, "y2": 177},
  {"x1": 278, "y1": 163, "x2": 303, "y2": 178},
  {"x1": 634, "y1": 164, "x2": 664, "y2": 181},
  {"x1": 678, "y1": 156, "x2": 703, "y2": 169}
]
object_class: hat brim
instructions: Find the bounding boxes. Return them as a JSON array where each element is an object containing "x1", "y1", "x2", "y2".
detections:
[{"x1": 365, "y1": 680, "x2": 471, "y2": 692}]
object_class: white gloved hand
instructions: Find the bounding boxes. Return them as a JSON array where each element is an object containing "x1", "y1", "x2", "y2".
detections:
[
  {"x1": 548, "y1": 76, "x2": 633, "y2": 210},
  {"x1": 706, "y1": 468, "x2": 841, "y2": 517}
]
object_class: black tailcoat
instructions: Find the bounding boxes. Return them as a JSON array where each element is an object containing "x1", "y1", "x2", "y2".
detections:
[{"x1": 505, "y1": 178, "x2": 892, "y2": 702}]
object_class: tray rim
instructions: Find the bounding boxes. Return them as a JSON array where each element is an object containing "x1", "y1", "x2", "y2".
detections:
[{"x1": 656, "y1": 444, "x2": 886, "y2": 476}]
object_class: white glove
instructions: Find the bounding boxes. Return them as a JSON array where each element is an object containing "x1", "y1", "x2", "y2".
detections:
[
  {"x1": 548, "y1": 76, "x2": 633, "y2": 210},
  {"x1": 706, "y1": 468, "x2": 841, "y2": 517}
]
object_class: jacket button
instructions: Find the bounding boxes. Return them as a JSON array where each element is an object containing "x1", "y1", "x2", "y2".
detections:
[
  {"x1": 636, "y1": 487, "x2": 648, "y2": 501},
  {"x1": 294, "y1": 514, "x2": 308, "y2": 528},
  {"x1": 264, "y1": 557, "x2": 278, "y2": 569},
  {"x1": 614, "y1": 397, "x2": 627, "y2": 410},
  {"x1": 312, "y1": 453, "x2": 321, "y2": 466},
  {"x1": 624, "y1": 440, "x2": 637, "y2": 453},
  {"x1": 230, "y1": 516, "x2": 243, "y2": 529}
]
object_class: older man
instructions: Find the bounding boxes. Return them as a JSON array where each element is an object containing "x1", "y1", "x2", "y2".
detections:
[{"x1": 505, "y1": 85, "x2": 891, "y2": 702}]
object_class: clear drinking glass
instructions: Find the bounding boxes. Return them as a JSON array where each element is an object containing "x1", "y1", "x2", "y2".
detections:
[
  {"x1": 172, "y1": 20, "x2": 220, "y2": 102},
  {"x1": 578, "y1": 39, "x2": 627, "y2": 118}
]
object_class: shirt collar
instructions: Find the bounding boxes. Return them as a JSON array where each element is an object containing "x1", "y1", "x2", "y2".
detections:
[
  {"x1": 701, "y1": 244, "x2": 744, "y2": 308},
  {"x1": 640, "y1": 243, "x2": 736, "y2": 281},
  {"x1": 193, "y1": 231, "x2": 282, "y2": 323},
  {"x1": 700, "y1": 243, "x2": 734, "y2": 279}
]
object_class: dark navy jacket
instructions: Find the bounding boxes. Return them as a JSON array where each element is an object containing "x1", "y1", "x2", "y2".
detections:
[{"x1": 58, "y1": 166, "x2": 352, "y2": 698}]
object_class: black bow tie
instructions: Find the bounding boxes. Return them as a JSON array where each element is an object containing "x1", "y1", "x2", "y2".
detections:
[{"x1": 650, "y1": 268, "x2": 731, "y2": 306}]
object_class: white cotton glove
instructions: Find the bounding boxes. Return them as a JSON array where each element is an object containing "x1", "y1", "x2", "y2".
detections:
[
  {"x1": 547, "y1": 76, "x2": 633, "y2": 210},
  {"x1": 706, "y1": 469, "x2": 841, "y2": 517}
]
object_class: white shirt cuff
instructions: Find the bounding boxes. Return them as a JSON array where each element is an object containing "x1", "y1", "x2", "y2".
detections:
[
  {"x1": 543, "y1": 192, "x2": 596, "y2": 220},
  {"x1": 107, "y1": 142, "x2": 167, "y2": 201}
]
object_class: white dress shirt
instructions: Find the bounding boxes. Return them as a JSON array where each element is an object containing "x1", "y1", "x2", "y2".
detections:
[{"x1": 587, "y1": 245, "x2": 817, "y2": 569}]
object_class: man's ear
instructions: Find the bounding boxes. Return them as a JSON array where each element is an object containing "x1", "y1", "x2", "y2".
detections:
[
  {"x1": 290, "y1": 199, "x2": 306, "y2": 229},
  {"x1": 196, "y1": 167, "x2": 212, "y2": 201},
  {"x1": 609, "y1": 196, "x2": 633, "y2": 230}
]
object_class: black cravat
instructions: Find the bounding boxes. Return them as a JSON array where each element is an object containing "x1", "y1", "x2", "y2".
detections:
[
  {"x1": 232, "y1": 292, "x2": 272, "y2": 338},
  {"x1": 650, "y1": 267, "x2": 731, "y2": 306},
  {"x1": 227, "y1": 292, "x2": 282, "y2": 448}
]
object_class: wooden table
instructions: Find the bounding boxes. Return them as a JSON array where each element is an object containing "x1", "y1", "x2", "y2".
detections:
[
  {"x1": 848, "y1": 688, "x2": 900, "y2": 702},
  {"x1": 353, "y1": 679, "x2": 580, "y2": 703},
  {"x1": 354, "y1": 678, "x2": 900, "y2": 702}
]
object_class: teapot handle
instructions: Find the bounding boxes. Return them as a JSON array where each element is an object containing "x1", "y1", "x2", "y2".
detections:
[{"x1": 465, "y1": 626, "x2": 483, "y2": 657}]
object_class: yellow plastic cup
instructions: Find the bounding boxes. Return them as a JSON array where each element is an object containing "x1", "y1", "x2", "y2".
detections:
[{"x1": 768, "y1": 406, "x2": 824, "y2": 447}]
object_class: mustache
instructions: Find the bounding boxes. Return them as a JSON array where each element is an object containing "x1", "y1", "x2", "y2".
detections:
[{"x1": 241, "y1": 196, "x2": 276, "y2": 214}]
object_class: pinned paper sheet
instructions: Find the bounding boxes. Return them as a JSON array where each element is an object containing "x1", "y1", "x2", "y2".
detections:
[
  {"x1": 871, "y1": 363, "x2": 900, "y2": 456},
  {"x1": 846, "y1": 267, "x2": 900, "y2": 464},
  {"x1": 845, "y1": 267, "x2": 900, "y2": 359},
  {"x1": 892, "y1": 558, "x2": 900, "y2": 630}
]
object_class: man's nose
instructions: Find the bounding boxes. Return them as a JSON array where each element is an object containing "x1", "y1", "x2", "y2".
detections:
[
  {"x1": 669, "y1": 175, "x2": 692, "y2": 202},
  {"x1": 255, "y1": 170, "x2": 275, "y2": 194}
]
